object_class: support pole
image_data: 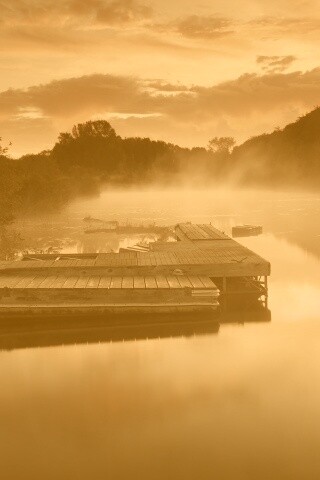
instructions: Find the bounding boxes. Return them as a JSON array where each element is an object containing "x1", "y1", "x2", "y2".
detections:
[
  {"x1": 222, "y1": 277, "x2": 227, "y2": 311},
  {"x1": 264, "y1": 276, "x2": 268, "y2": 308}
]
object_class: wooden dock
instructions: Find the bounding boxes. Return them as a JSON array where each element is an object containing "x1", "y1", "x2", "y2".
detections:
[{"x1": 0, "y1": 223, "x2": 270, "y2": 315}]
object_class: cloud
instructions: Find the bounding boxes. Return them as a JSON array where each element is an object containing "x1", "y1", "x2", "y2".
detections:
[
  {"x1": 256, "y1": 55, "x2": 297, "y2": 73},
  {"x1": 2, "y1": 2, "x2": 319, "y2": 60},
  {"x1": 150, "y1": 15, "x2": 234, "y2": 40},
  {"x1": 2, "y1": 68, "x2": 320, "y2": 121},
  {"x1": 0, "y1": 0, "x2": 152, "y2": 26},
  {"x1": 0, "y1": 0, "x2": 154, "y2": 57},
  {"x1": 2, "y1": 68, "x2": 320, "y2": 155},
  {"x1": 249, "y1": 15, "x2": 320, "y2": 35},
  {"x1": 67, "y1": 0, "x2": 152, "y2": 25},
  {"x1": 175, "y1": 15, "x2": 234, "y2": 39}
]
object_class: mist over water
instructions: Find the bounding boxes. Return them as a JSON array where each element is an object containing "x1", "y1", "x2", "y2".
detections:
[{"x1": 1, "y1": 187, "x2": 320, "y2": 479}]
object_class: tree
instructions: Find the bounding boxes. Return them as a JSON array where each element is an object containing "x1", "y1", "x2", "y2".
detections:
[
  {"x1": 208, "y1": 137, "x2": 235, "y2": 154},
  {"x1": 53, "y1": 120, "x2": 123, "y2": 174},
  {"x1": 0, "y1": 225, "x2": 22, "y2": 260},
  {"x1": 71, "y1": 120, "x2": 117, "y2": 140},
  {"x1": 55, "y1": 121, "x2": 117, "y2": 146},
  {"x1": 0, "y1": 140, "x2": 22, "y2": 259}
]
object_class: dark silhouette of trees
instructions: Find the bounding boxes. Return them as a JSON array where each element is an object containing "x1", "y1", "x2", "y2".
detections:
[
  {"x1": 1, "y1": 106, "x2": 320, "y2": 242},
  {"x1": 52, "y1": 120, "x2": 124, "y2": 175},
  {"x1": 71, "y1": 120, "x2": 117, "y2": 140},
  {"x1": 208, "y1": 137, "x2": 235, "y2": 154},
  {"x1": 231, "y1": 107, "x2": 320, "y2": 187},
  {"x1": 53, "y1": 120, "x2": 183, "y2": 182}
]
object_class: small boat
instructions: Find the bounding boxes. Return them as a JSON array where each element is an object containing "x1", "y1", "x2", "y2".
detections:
[{"x1": 232, "y1": 225, "x2": 263, "y2": 238}]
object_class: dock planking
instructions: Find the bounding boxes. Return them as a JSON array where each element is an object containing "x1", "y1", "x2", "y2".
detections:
[
  {"x1": 51, "y1": 276, "x2": 69, "y2": 288},
  {"x1": 0, "y1": 248, "x2": 269, "y2": 277},
  {"x1": 86, "y1": 276, "x2": 101, "y2": 289},
  {"x1": 134, "y1": 277, "x2": 145, "y2": 289},
  {"x1": 25, "y1": 276, "x2": 48, "y2": 289},
  {"x1": 177, "y1": 276, "x2": 193, "y2": 288},
  {"x1": 176, "y1": 223, "x2": 229, "y2": 241},
  {"x1": 0, "y1": 224, "x2": 270, "y2": 289},
  {"x1": 0, "y1": 274, "x2": 218, "y2": 291},
  {"x1": 0, "y1": 223, "x2": 270, "y2": 315},
  {"x1": 110, "y1": 277, "x2": 123, "y2": 289},
  {"x1": 166, "y1": 276, "x2": 181, "y2": 289},
  {"x1": 61, "y1": 276, "x2": 79, "y2": 289},
  {"x1": 98, "y1": 276, "x2": 112, "y2": 289},
  {"x1": 145, "y1": 276, "x2": 157, "y2": 289},
  {"x1": 122, "y1": 276, "x2": 134, "y2": 289},
  {"x1": 74, "y1": 276, "x2": 90, "y2": 289}
]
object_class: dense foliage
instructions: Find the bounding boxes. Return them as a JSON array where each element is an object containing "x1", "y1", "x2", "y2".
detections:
[
  {"x1": 51, "y1": 120, "x2": 223, "y2": 184},
  {"x1": 231, "y1": 107, "x2": 320, "y2": 188},
  {"x1": 1, "y1": 108, "x2": 320, "y2": 230}
]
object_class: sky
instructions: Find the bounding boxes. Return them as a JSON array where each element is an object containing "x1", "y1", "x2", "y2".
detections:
[{"x1": 1, "y1": 0, "x2": 320, "y2": 157}]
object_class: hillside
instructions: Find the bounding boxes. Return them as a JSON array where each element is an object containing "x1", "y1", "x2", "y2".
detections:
[{"x1": 231, "y1": 107, "x2": 320, "y2": 188}]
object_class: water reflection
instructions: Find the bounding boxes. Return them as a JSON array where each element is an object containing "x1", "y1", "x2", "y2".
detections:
[
  {"x1": 2, "y1": 188, "x2": 320, "y2": 480},
  {"x1": 0, "y1": 308, "x2": 271, "y2": 351}
]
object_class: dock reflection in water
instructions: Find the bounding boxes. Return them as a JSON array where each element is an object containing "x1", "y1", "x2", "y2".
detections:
[
  {"x1": 0, "y1": 307, "x2": 271, "y2": 351},
  {"x1": 2, "y1": 191, "x2": 320, "y2": 480}
]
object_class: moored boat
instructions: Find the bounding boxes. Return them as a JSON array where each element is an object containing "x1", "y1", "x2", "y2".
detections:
[{"x1": 232, "y1": 225, "x2": 263, "y2": 238}]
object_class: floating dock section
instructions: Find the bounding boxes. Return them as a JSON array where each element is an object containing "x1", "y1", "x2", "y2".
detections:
[{"x1": 0, "y1": 223, "x2": 270, "y2": 316}]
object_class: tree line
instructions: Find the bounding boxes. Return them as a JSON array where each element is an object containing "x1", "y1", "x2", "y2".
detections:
[
  {"x1": 1, "y1": 121, "x2": 235, "y2": 219},
  {"x1": 1, "y1": 106, "x2": 320, "y2": 225},
  {"x1": 1, "y1": 108, "x2": 320, "y2": 258}
]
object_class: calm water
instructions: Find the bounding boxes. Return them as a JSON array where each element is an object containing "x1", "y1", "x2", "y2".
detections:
[{"x1": 1, "y1": 188, "x2": 320, "y2": 479}]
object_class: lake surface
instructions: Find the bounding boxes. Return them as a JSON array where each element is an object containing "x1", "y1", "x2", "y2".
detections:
[{"x1": 1, "y1": 188, "x2": 320, "y2": 479}]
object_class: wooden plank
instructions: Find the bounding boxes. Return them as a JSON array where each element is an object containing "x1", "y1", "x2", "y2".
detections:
[
  {"x1": 54, "y1": 260, "x2": 70, "y2": 268},
  {"x1": 198, "y1": 276, "x2": 217, "y2": 289},
  {"x1": 74, "y1": 277, "x2": 90, "y2": 289},
  {"x1": 13, "y1": 275, "x2": 37, "y2": 288},
  {"x1": 192, "y1": 225, "x2": 207, "y2": 239},
  {"x1": 37, "y1": 275, "x2": 58, "y2": 288},
  {"x1": 98, "y1": 276, "x2": 112, "y2": 289},
  {"x1": 9, "y1": 275, "x2": 30, "y2": 288},
  {"x1": 196, "y1": 225, "x2": 211, "y2": 239},
  {"x1": 86, "y1": 276, "x2": 101, "y2": 289},
  {"x1": 133, "y1": 277, "x2": 145, "y2": 289},
  {"x1": 177, "y1": 276, "x2": 193, "y2": 288},
  {"x1": 155, "y1": 276, "x2": 169, "y2": 289},
  {"x1": 109, "y1": 277, "x2": 123, "y2": 289},
  {"x1": 25, "y1": 276, "x2": 47, "y2": 288},
  {"x1": 14, "y1": 260, "x2": 41, "y2": 269},
  {"x1": 188, "y1": 276, "x2": 206, "y2": 288},
  {"x1": 176, "y1": 223, "x2": 231, "y2": 241},
  {"x1": 61, "y1": 276, "x2": 79, "y2": 289},
  {"x1": 166, "y1": 276, "x2": 181, "y2": 289},
  {"x1": 0, "y1": 275, "x2": 25, "y2": 288},
  {"x1": 40, "y1": 260, "x2": 56, "y2": 268},
  {"x1": 200, "y1": 224, "x2": 229, "y2": 240},
  {"x1": 50, "y1": 276, "x2": 68, "y2": 288},
  {"x1": 122, "y1": 276, "x2": 134, "y2": 289},
  {"x1": 145, "y1": 276, "x2": 157, "y2": 289}
]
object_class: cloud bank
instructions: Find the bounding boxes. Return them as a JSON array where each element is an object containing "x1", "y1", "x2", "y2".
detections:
[
  {"x1": 1, "y1": 67, "x2": 320, "y2": 156},
  {"x1": 2, "y1": 68, "x2": 320, "y2": 120}
]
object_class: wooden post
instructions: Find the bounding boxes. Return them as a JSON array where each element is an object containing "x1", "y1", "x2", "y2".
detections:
[
  {"x1": 264, "y1": 275, "x2": 268, "y2": 308},
  {"x1": 222, "y1": 277, "x2": 227, "y2": 293},
  {"x1": 222, "y1": 277, "x2": 227, "y2": 311}
]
